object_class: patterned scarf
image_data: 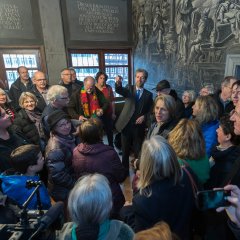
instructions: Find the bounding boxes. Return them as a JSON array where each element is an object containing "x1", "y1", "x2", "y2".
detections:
[{"x1": 80, "y1": 88, "x2": 100, "y2": 118}]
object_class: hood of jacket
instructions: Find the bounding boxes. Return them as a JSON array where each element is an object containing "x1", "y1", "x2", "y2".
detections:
[{"x1": 75, "y1": 142, "x2": 114, "y2": 156}]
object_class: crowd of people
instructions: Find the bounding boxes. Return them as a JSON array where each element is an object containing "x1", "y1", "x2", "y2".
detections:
[{"x1": 1, "y1": 66, "x2": 240, "y2": 239}]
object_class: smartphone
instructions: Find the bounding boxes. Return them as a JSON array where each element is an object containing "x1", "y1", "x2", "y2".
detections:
[{"x1": 197, "y1": 189, "x2": 231, "y2": 211}]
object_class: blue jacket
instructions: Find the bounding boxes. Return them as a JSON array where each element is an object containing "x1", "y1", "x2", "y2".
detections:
[
  {"x1": 201, "y1": 120, "x2": 219, "y2": 158},
  {"x1": 0, "y1": 174, "x2": 51, "y2": 210}
]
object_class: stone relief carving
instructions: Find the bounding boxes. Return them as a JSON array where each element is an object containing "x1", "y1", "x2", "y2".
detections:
[{"x1": 133, "y1": 0, "x2": 240, "y2": 92}]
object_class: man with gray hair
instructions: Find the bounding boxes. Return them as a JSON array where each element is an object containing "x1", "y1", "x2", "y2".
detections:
[
  {"x1": 199, "y1": 84, "x2": 214, "y2": 96},
  {"x1": 213, "y1": 76, "x2": 237, "y2": 117},
  {"x1": 59, "y1": 68, "x2": 82, "y2": 96}
]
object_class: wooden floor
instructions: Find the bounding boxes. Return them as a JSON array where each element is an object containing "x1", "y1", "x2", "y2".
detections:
[{"x1": 122, "y1": 170, "x2": 134, "y2": 203}]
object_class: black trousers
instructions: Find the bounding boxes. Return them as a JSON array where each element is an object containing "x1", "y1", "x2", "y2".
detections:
[
  {"x1": 121, "y1": 122, "x2": 145, "y2": 170},
  {"x1": 102, "y1": 115, "x2": 114, "y2": 147}
]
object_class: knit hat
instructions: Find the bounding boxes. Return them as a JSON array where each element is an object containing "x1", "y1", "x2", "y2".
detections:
[
  {"x1": 154, "y1": 80, "x2": 171, "y2": 92},
  {"x1": 47, "y1": 110, "x2": 69, "y2": 130}
]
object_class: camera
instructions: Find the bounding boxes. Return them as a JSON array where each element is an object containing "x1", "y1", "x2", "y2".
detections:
[{"x1": 197, "y1": 189, "x2": 231, "y2": 211}]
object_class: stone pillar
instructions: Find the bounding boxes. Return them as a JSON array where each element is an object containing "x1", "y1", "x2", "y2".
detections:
[{"x1": 38, "y1": 0, "x2": 67, "y2": 84}]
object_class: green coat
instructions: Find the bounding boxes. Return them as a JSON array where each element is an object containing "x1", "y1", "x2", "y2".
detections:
[{"x1": 179, "y1": 156, "x2": 210, "y2": 184}]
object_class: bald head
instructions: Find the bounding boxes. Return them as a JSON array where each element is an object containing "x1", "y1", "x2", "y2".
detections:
[
  {"x1": 17, "y1": 66, "x2": 29, "y2": 83},
  {"x1": 33, "y1": 71, "x2": 47, "y2": 91},
  {"x1": 84, "y1": 76, "x2": 95, "y2": 94}
]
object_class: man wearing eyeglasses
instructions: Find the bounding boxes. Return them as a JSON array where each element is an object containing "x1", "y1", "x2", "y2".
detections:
[
  {"x1": 31, "y1": 71, "x2": 50, "y2": 113},
  {"x1": 59, "y1": 68, "x2": 82, "y2": 96}
]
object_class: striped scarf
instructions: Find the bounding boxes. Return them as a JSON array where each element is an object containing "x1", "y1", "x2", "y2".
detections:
[{"x1": 80, "y1": 88, "x2": 100, "y2": 117}]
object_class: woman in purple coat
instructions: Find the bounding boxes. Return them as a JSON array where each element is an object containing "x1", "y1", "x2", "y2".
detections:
[{"x1": 72, "y1": 118, "x2": 128, "y2": 218}]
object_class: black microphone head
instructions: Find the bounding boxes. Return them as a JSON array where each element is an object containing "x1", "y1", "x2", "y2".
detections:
[{"x1": 40, "y1": 201, "x2": 64, "y2": 230}]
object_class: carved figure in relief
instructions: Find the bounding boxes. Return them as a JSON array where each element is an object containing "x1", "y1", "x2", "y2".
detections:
[
  {"x1": 188, "y1": 8, "x2": 214, "y2": 63},
  {"x1": 176, "y1": 0, "x2": 194, "y2": 63},
  {"x1": 136, "y1": 8, "x2": 145, "y2": 53},
  {"x1": 152, "y1": 5, "x2": 165, "y2": 53},
  {"x1": 143, "y1": 0, "x2": 153, "y2": 39}
]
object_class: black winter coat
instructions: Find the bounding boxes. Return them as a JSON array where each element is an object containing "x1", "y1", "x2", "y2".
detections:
[
  {"x1": 30, "y1": 85, "x2": 49, "y2": 113},
  {"x1": 12, "y1": 109, "x2": 43, "y2": 145},
  {"x1": 132, "y1": 170, "x2": 195, "y2": 239},
  {"x1": 0, "y1": 131, "x2": 29, "y2": 172},
  {"x1": 213, "y1": 90, "x2": 234, "y2": 118},
  {"x1": 206, "y1": 145, "x2": 240, "y2": 188},
  {"x1": 45, "y1": 134, "x2": 76, "y2": 201}
]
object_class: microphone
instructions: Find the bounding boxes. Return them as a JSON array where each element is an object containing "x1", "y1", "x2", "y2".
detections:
[{"x1": 29, "y1": 202, "x2": 64, "y2": 239}]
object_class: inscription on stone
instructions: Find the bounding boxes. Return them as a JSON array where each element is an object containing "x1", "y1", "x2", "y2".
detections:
[
  {"x1": 77, "y1": 2, "x2": 119, "y2": 34},
  {"x1": 65, "y1": 0, "x2": 129, "y2": 42},
  {"x1": 0, "y1": 3, "x2": 23, "y2": 30}
]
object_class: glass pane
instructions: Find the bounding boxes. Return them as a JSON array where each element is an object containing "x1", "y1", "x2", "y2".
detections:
[
  {"x1": 3, "y1": 54, "x2": 37, "y2": 68},
  {"x1": 71, "y1": 53, "x2": 99, "y2": 67},
  {"x1": 6, "y1": 70, "x2": 18, "y2": 87},
  {"x1": 106, "y1": 67, "x2": 128, "y2": 97},
  {"x1": 6, "y1": 69, "x2": 37, "y2": 88},
  {"x1": 104, "y1": 53, "x2": 128, "y2": 66},
  {"x1": 75, "y1": 68, "x2": 99, "y2": 81}
]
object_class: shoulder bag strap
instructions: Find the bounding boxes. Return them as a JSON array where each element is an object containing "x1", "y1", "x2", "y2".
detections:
[{"x1": 182, "y1": 166, "x2": 198, "y2": 198}]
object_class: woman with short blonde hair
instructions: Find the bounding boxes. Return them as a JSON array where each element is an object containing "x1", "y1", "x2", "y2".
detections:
[
  {"x1": 147, "y1": 94, "x2": 178, "y2": 139},
  {"x1": 19, "y1": 92, "x2": 37, "y2": 108},
  {"x1": 12, "y1": 91, "x2": 46, "y2": 151},
  {"x1": 168, "y1": 119, "x2": 210, "y2": 184},
  {"x1": 192, "y1": 95, "x2": 219, "y2": 157},
  {"x1": 193, "y1": 95, "x2": 218, "y2": 125}
]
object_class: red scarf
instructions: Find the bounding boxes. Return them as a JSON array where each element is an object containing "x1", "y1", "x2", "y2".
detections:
[{"x1": 80, "y1": 88, "x2": 100, "y2": 117}]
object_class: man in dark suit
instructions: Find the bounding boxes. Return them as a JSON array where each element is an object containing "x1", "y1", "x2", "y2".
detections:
[{"x1": 115, "y1": 68, "x2": 153, "y2": 171}]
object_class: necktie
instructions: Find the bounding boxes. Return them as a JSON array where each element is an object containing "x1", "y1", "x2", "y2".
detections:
[{"x1": 136, "y1": 89, "x2": 140, "y2": 101}]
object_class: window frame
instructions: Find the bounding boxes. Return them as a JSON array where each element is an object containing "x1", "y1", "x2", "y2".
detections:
[
  {"x1": 0, "y1": 46, "x2": 46, "y2": 90},
  {"x1": 68, "y1": 49, "x2": 132, "y2": 98}
]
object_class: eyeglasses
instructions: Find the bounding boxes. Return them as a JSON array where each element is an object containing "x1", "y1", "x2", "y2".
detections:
[
  {"x1": 58, "y1": 96, "x2": 69, "y2": 100},
  {"x1": 35, "y1": 79, "x2": 47, "y2": 82}
]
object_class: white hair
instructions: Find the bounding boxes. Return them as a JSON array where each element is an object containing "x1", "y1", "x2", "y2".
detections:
[
  {"x1": 68, "y1": 174, "x2": 113, "y2": 225},
  {"x1": 46, "y1": 85, "x2": 67, "y2": 103}
]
